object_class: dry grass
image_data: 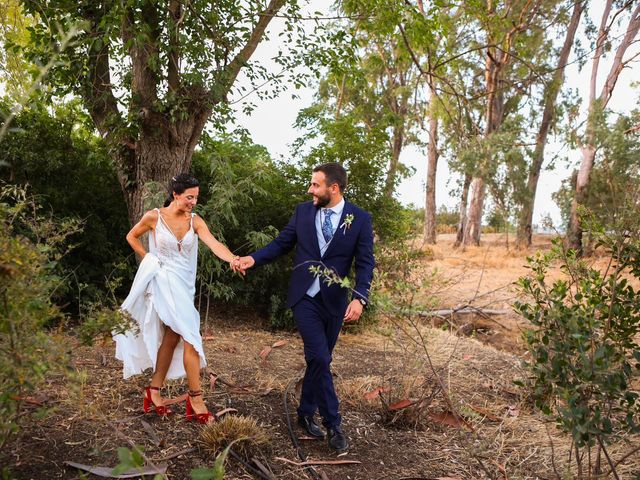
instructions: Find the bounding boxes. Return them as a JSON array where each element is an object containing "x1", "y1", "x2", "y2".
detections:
[{"x1": 335, "y1": 375, "x2": 385, "y2": 408}]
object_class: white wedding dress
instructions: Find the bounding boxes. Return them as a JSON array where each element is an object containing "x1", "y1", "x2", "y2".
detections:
[{"x1": 114, "y1": 209, "x2": 206, "y2": 379}]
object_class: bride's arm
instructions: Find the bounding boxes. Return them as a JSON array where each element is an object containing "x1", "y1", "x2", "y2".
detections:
[
  {"x1": 125, "y1": 210, "x2": 158, "y2": 258},
  {"x1": 193, "y1": 215, "x2": 238, "y2": 264}
]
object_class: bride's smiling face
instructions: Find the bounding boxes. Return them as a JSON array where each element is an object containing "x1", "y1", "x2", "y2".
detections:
[{"x1": 174, "y1": 187, "x2": 199, "y2": 212}]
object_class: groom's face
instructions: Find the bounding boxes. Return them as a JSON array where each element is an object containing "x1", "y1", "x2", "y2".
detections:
[{"x1": 308, "y1": 171, "x2": 334, "y2": 208}]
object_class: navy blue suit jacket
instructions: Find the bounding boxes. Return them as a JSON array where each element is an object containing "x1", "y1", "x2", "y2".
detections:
[{"x1": 251, "y1": 200, "x2": 375, "y2": 317}]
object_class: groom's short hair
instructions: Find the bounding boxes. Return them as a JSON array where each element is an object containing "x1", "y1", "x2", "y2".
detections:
[{"x1": 314, "y1": 162, "x2": 347, "y2": 193}]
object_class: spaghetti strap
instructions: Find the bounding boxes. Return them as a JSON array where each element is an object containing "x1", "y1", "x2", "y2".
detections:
[{"x1": 151, "y1": 208, "x2": 160, "y2": 248}]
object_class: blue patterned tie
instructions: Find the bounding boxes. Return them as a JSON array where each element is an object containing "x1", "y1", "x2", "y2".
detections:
[{"x1": 322, "y1": 209, "x2": 334, "y2": 243}]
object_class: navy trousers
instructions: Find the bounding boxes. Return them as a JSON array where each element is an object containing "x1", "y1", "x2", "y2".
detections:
[{"x1": 293, "y1": 294, "x2": 343, "y2": 428}]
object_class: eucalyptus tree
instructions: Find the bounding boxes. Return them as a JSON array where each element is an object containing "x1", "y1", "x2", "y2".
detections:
[
  {"x1": 336, "y1": 0, "x2": 454, "y2": 244},
  {"x1": 567, "y1": 0, "x2": 640, "y2": 253},
  {"x1": 15, "y1": 0, "x2": 312, "y2": 226},
  {"x1": 304, "y1": 0, "x2": 427, "y2": 202},
  {"x1": 515, "y1": 0, "x2": 584, "y2": 249},
  {"x1": 554, "y1": 112, "x2": 640, "y2": 232},
  {"x1": 460, "y1": 0, "x2": 562, "y2": 247},
  {"x1": 400, "y1": 1, "x2": 449, "y2": 245}
]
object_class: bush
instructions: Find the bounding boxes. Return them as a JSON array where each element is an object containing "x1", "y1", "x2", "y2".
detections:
[
  {"x1": 190, "y1": 132, "x2": 304, "y2": 329},
  {"x1": 515, "y1": 210, "x2": 640, "y2": 476},
  {"x1": 0, "y1": 185, "x2": 78, "y2": 448},
  {"x1": 0, "y1": 99, "x2": 133, "y2": 313}
]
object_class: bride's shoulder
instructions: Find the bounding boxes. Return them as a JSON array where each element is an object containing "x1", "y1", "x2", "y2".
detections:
[{"x1": 140, "y1": 209, "x2": 160, "y2": 225}]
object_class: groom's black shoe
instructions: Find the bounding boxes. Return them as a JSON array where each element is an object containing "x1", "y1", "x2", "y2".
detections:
[
  {"x1": 327, "y1": 425, "x2": 348, "y2": 452},
  {"x1": 297, "y1": 415, "x2": 325, "y2": 438}
]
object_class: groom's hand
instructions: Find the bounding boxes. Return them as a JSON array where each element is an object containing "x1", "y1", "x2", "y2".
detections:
[
  {"x1": 238, "y1": 256, "x2": 255, "y2": 273},
  {"x1": 344, "y1": 300, "x2": 363, "y2": 323}
]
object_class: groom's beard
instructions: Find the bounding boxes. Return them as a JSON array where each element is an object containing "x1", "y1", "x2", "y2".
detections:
[{"x1": 313, "y1": 192, "x2": 331, "y2": 208}]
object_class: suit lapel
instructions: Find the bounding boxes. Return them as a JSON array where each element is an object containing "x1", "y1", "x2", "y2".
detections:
[{"x1": 306, "y1": 202, "x2": 322, "y2": 257}]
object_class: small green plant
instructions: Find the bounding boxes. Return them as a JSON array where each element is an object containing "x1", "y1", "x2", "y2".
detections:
[
  {"x1": 515, "y1": 215, "x2": 640, "y2": 477},
  {"x1": 190, "y1": 443, "x2": 234, "y2": 480}
]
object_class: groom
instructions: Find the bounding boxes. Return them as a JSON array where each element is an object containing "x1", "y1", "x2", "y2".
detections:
[{"x1": 238, "y1": 162, "x2": 375, "y2": 452}]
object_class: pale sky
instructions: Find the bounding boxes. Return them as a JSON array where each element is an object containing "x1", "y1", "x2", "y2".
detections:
[{"x1": 231, "y1": 2, "x2": 639, "y2": 229}]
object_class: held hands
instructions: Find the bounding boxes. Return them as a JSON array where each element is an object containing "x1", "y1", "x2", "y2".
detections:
[
  {"x1": 344, "y1": 299, "x2": 364, "y2": 323},
  {"x1": 229, "y1": 255, "x2": 255, "y2": 275},
  {"x1": 237, "y1": 256, "x2": 255, "y2": 273},
  {"x1": 230, "y1": 256, "x2": 244, "y2": 275}
]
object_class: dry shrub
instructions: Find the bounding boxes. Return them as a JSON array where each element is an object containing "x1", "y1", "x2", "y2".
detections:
[
  {"x1": 377, "y1": 375, "x2": 441, "y2": 430},
  {"x1": 200, "y1": 415, "x2": 270, "y2": 457}
]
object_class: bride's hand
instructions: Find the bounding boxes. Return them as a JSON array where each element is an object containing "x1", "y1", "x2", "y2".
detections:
[{"x1": 230, "y1": 256, "x2": 245, "y2": 275}]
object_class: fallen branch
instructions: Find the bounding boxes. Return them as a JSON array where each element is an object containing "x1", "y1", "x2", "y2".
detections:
[
  {"x1": 155, "y1": 447, "x2": 196, "y2": 462},
  {"x1": 417, "y1": 307, "x2": 509, "y2": 317},
  {"x1": 275, "y1": 457, "x2": 362, "y2": 467},
  {"x1": 65, "y1": 461, "x2": 167, "y2": 478}
]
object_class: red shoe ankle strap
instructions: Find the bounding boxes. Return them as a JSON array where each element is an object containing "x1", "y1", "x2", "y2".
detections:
[{"x1": 188, "y1": 390, "x2": 203, "y2": 397}]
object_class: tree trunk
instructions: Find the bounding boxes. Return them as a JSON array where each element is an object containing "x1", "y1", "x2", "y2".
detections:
[
  {"x1": 423, "y1": 110, "x2": 439, "y2": 244},
  {"x1": 121, "y1": 105, "x2": 212, "y2": 225},
  {"x1": 567, "y1": 0, "x2": 640, "y2": 253},
  {"x1": 464, "y1": 177, "x2": 486, "y2": 246},
  {"x1": 567, "y1": 145, "x2": 595, "y2": 251},
  {"x1": 454, "y1": 173, "x2": 472, "y2": 248},
  {"x1": 384, "y1": 121, "x2": 405, "y2": 197},
  {"x1": 515, "y1": 0, "x2": 584, "y2": 249}
]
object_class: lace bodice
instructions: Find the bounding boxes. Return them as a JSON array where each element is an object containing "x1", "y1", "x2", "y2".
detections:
[{"x1": 150, "y1": 209, "x2": 198, "y2": 277}]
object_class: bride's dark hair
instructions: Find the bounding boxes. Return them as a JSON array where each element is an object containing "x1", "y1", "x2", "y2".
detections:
[{"x1": 164, "y1": 173, "x2": 199, "y2": 207}]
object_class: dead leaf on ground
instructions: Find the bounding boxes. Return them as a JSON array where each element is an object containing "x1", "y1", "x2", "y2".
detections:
[
  {"x1": 506, "y1": 405, "x2": 520, "y2": 417},
  {"x1": 163, "y1": 393, "x2": 187, "y2": 406},
  {"x1": 363, "y1": 386, "x2": 389, "y2": 400},
  {"x1": 214, "y1": 407, "x2": 238, "y2": 418},
  {"x1": 140, "y1": 419, "x2": 163, "y2": 447},
  {"x1": 209, "y1": 373, "x2": 218, "y2": 391},
  {"x1": 429, "y1": 411, "x2": 464, "y2": 428},
  {"x1": 203, "y1": 335, "x2": 215, "y2": 341},
  {"x1": 10, "y1": 394, "x2": 46, "y2": 406},
  {"x1": 224, "y1": 345, "x2": 237, "y2": 353},
  {"x1": 388, "y1": 399, "x2": 413, "y2": 411},
  {"x1": 275, "y1": 457, "x2": 361, "y2": 466},
  {"x1": 271, "y1": 339, "x2": 287, "y2": 348},
  {"x1": 259, "y1": 346, "x2": 272, "y2": 361}
]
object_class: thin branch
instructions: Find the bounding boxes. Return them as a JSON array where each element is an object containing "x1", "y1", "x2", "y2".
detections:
[{"x1": 222, "y1": 0, "x2": 287, "y2": 99}]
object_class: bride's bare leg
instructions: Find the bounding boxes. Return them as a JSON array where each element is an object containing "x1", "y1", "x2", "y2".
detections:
[
  {"x1": 184, "y1": 341, "x2": 208, "y2": 414},
  {"x1": 149, "y1": 326, "x2": 180, "y2": 405}
]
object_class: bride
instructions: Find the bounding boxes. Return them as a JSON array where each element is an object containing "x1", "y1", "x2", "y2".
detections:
[{"x1": 114, "y1": 173, "x2": 240, "y2": 423}]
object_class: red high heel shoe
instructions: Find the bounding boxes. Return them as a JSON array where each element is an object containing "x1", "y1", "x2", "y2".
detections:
[
  {"x1": 143, "y1": 386, "x2": 173, "y2": 416},
  {"x1": 185, "y1": 390, "x2": 214, "y2": 424}
]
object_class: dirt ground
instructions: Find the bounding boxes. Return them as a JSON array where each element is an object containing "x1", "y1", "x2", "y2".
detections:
[{"x1": 4, "y1": 234, "x2": 640, "y2": 479}]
